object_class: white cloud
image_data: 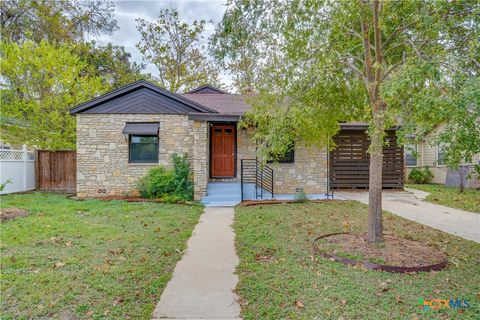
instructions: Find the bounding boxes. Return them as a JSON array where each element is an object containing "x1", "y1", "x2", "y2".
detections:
[{"x1": 93, "y1": 0, "x2": 231, "y2": 85}]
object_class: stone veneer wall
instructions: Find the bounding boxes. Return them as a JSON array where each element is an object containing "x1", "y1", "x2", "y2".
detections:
[
  {"x1": 76, "y1": 114, "x2": 208, "y2": 200},
  {"x1": 236, "y1": 128, "x2": 328, "y2": 194}
]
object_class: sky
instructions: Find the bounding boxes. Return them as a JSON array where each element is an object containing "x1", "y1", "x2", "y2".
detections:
[{"x1": 95, "y1": 0, "x2": 230, "y2": 84}]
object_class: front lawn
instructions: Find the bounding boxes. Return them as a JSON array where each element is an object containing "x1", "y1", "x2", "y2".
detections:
[
  {"x1": 0, "y1": 193, "x2": 203, "y2": 319},
  {"x1": 235, "y1": 201, "x2": 480, "y2": 319},
  {"x1": 406, "y1": 183, "x2": 480, "y2": 213}
]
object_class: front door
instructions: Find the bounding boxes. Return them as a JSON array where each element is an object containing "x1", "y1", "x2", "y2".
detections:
[{"x1": 211, "y1": 124, "x2": 236, "y2": 177}]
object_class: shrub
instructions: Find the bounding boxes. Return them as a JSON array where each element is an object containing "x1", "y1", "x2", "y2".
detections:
[
  {"x1": 294, "y1": 188, "x2": 308, "y2": 202},
  {"x1": 136, "y1": 153, "x2": 194, "y2": 201},
  {"x1": 171, "y1": 153, "x2": 194, "y2": 200},
  {"x1": 408, "y1": 167, "x2": 434, "y2": 184}
]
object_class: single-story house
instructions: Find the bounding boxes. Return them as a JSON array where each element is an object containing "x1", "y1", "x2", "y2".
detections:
[
  {"x1": 405, "y1": 128, "x2": 480, "y2": 185},
  {"x1": 70, "y1": 80, "x2": 404, "y2": 204}
]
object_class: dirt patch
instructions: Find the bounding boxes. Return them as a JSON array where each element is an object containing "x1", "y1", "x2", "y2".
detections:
[
  {"x1": 240, "y1": 199, "x2": 338, "y2": 206},
  {"x1": 69, "y1": 195, "x2": 155, "y2": 202},
  {"x1": 315, "y1": 233, "x2": 447, "y2": 269},
  {"x1": 0, "y1": 208, "x2": 29, "y2": 222},
  {"x1": 92, "y1": 195, "x2": 161, "y2": 202},
  {"x1": 68, "y1": 195, "x2": 194, "y2": 205}
]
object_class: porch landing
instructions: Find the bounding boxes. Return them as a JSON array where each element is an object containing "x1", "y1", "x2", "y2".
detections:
[{"x1": 202, "y1": 182, "x2": 335, "y2": 207}]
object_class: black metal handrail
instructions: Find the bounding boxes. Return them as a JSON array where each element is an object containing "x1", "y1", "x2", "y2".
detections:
[{"x1": 241, "y1": 159, "x2": 274, "y2": 201}]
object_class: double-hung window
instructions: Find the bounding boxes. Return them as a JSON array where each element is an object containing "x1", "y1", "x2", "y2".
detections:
[
  {"x1": 436, "y1": 144, "x2": 446, "y2": 166},
  {"x1": 405, "y1": 144, "x2": 417, "y2": 166}
]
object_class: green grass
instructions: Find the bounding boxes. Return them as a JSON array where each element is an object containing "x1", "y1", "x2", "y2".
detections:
[
  {"x1": 406, "y1": 183, "x2": 480, "y2": 213},
  {"x1": 234, "y1": 201, "x2": 480, "y2": 319},
  {"x1": 0, "y1": 192, "x2": 203, "y2": 319}
]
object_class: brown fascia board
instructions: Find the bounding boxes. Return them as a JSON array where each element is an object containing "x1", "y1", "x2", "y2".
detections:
[{"x1": 188, "y1": 113, "x2": 241, "y2": 122}]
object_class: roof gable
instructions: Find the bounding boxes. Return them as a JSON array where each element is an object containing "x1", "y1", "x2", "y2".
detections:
[
  {"x1": 70, "y1": 80, "x2": 218, "y2": 115},
  {"x1": 187, "y1": 85, "x2": 227, "y2": 94}
]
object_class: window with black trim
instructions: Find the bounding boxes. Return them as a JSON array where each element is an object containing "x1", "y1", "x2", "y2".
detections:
[
  {"x1": 129, "y1": 135, "x2": 159, "y2": 163},
  {"x1": 278, "y1": 148, "x2": 295, "y2": 163},
  {"x1": 267, "y1": 144, "x2": 295, "y2": 164}
]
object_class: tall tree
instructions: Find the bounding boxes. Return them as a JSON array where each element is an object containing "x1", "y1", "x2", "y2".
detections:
[
  {"x1": 0, "y1": 0, "x2": 117, "y2": 43},
  {"x1": 210, "y1": 23, "x2": 260, "y2": 93},
  {"x1": 0, "y1": 40, "x2": 103, "y2": 149},
  {"x1": 213, "y1": 0, "x2": 479, "y2": 243},
  {"x1": 136, "y1": 8, "x2": 223, "y2": 93},
  {"x1": 74, "y1": 42, "x2": 148, "y2": 88}
]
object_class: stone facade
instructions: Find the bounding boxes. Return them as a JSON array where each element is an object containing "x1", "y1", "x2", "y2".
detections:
[
  {"x1": 76, "y1": 115, "x2": 327, "y2": 200},
  {"x1": 236, "y1": 128, "x2": 328, "y2": 194},
  {"x1": 76, "y1": 114, "x2": 208, "y2": 200}
]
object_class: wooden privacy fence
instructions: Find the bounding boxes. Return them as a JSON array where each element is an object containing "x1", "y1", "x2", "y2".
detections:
[
  {"x1": 36, "y1": 150, "x2": 76, "y2": 192},
  {"x1": 330, "y1": 130, "x2": 404, "y2": 189}
]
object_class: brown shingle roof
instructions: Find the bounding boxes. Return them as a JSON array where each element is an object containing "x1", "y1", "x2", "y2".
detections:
[
  {"x1": 181, "y1": 93, "x2": 386, "y2": 131},
  {"x1": 180, "y1": 93, "x2": 252, "y2": 115}
]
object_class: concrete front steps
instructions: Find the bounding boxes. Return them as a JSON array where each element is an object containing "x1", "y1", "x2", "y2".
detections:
[
  {"x1": 202, "y1": 182, "x2": 273, "y2": 207},
  {"x1": 201, "y1": 182, "x2": 336, "y2": 207},
  {"x1": 201, "y1": 183, "x2": 241, "y2": 207}
]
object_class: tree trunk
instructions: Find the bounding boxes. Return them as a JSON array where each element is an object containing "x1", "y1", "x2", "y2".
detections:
[
  {"x1": 459, "y1": 166, "x2": 464, "y2": 193},
  {"x1": 363, "y1": 0, "x2": 385, "y2": 244},
  {"x1": 367, "y1": 112, "x2": 384, "y2": 244}
]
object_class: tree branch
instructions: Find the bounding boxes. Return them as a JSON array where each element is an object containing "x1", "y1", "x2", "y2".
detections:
[
  {"x1": 382, "y1": 59, "x2": 404, "y2": 81},
  {"x1": 361, "y1": 17, "x2": 374, "y2": 99},
  {"x1": 338, "y1": 58, "x2": 366, "y2": 82},
  {"x1": 372, "y1": 0, "x2": 384, "y2": 100}
]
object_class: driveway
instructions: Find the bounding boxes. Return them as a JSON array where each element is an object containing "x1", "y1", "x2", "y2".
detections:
[{"x1": 336, "y1": 191, "x2": 480, "y2": 243}]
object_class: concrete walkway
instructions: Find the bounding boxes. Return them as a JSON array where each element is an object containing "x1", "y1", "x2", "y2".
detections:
[
  {"x1": 336, "y1": 191, "x2": 480, "y2": 243},
  {"x1": 152, "y1": 207, "x2": 241, "y2": 320}
]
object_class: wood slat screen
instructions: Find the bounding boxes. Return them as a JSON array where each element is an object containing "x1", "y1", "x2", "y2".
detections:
[
  {"x1": 37, "y1": 150, "x2": 76, "y2": 192},
  {"x1": 330, "y1": 130, "x2": 404, "y2": 189}
]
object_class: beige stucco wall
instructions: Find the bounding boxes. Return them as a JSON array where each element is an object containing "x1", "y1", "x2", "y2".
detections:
[
  {"x1": 76, "y1": 114, "x2": 208, "y2": 200},
  {"x1": 236, "y1": 128, "x2": 328, "y2": 194}
]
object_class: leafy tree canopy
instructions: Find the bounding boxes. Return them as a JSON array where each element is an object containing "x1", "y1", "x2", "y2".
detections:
[
  {"x1": 213, "y1": 0, "x2": 479, "y2": 243},
  {"x1": 1, "y1": 0, "x2": 118, "y2": 43},
  {"x1": 0, "y1": 40, "x2": 103, "y2": 149},
  {"x1": 136, "y1": 8, "x2": 224, "y2": 93},
  {"x1": 74, "y1": 42, "x2": 149, "y2": 88}
]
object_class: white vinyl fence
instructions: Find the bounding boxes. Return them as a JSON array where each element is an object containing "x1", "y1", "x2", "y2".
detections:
[{"x1": 0, "y1": 145, "x2": 36, "y2": 195}]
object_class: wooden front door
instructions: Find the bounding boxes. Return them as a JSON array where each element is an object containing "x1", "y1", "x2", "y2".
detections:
[{"x1": 211, "y1": 124, "x2": 236, "y2": 177}]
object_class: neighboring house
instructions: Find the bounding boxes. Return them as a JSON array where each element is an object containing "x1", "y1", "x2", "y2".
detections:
[
  {"x1": 404, "y1": 129, "x2": 480, "y2": 184},
  {"x1": 70, "y1": 80, "x2": 404, "y2": 203}
]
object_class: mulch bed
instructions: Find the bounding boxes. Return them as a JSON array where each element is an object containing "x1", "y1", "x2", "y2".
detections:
[
  {"x1": 68, "y1": 195, "x2": 194, "y2": 205},
  {"x1": 313, "y1": 232, "x2": 448, "y2": 273},
  {"x1": 240, "y1": 199, "x2": 338, "y2": 206},
  {"x1": 0, "y1": 208, "x2": 29, "y2": 222}
]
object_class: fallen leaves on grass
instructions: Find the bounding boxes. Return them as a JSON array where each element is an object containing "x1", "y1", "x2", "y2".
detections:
[
  {"x1": 112, "y1": 298, "x2": 124, "y2": 306},
  {"x1": 294, "y1": 300, "x2": 305, "y2": 308},
  {"x1": 255, "y1": 253, "x2": 273, "y2": 261},
  {"x1": 109, "y1": 248, "x2": 124, "y2": 255}
]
